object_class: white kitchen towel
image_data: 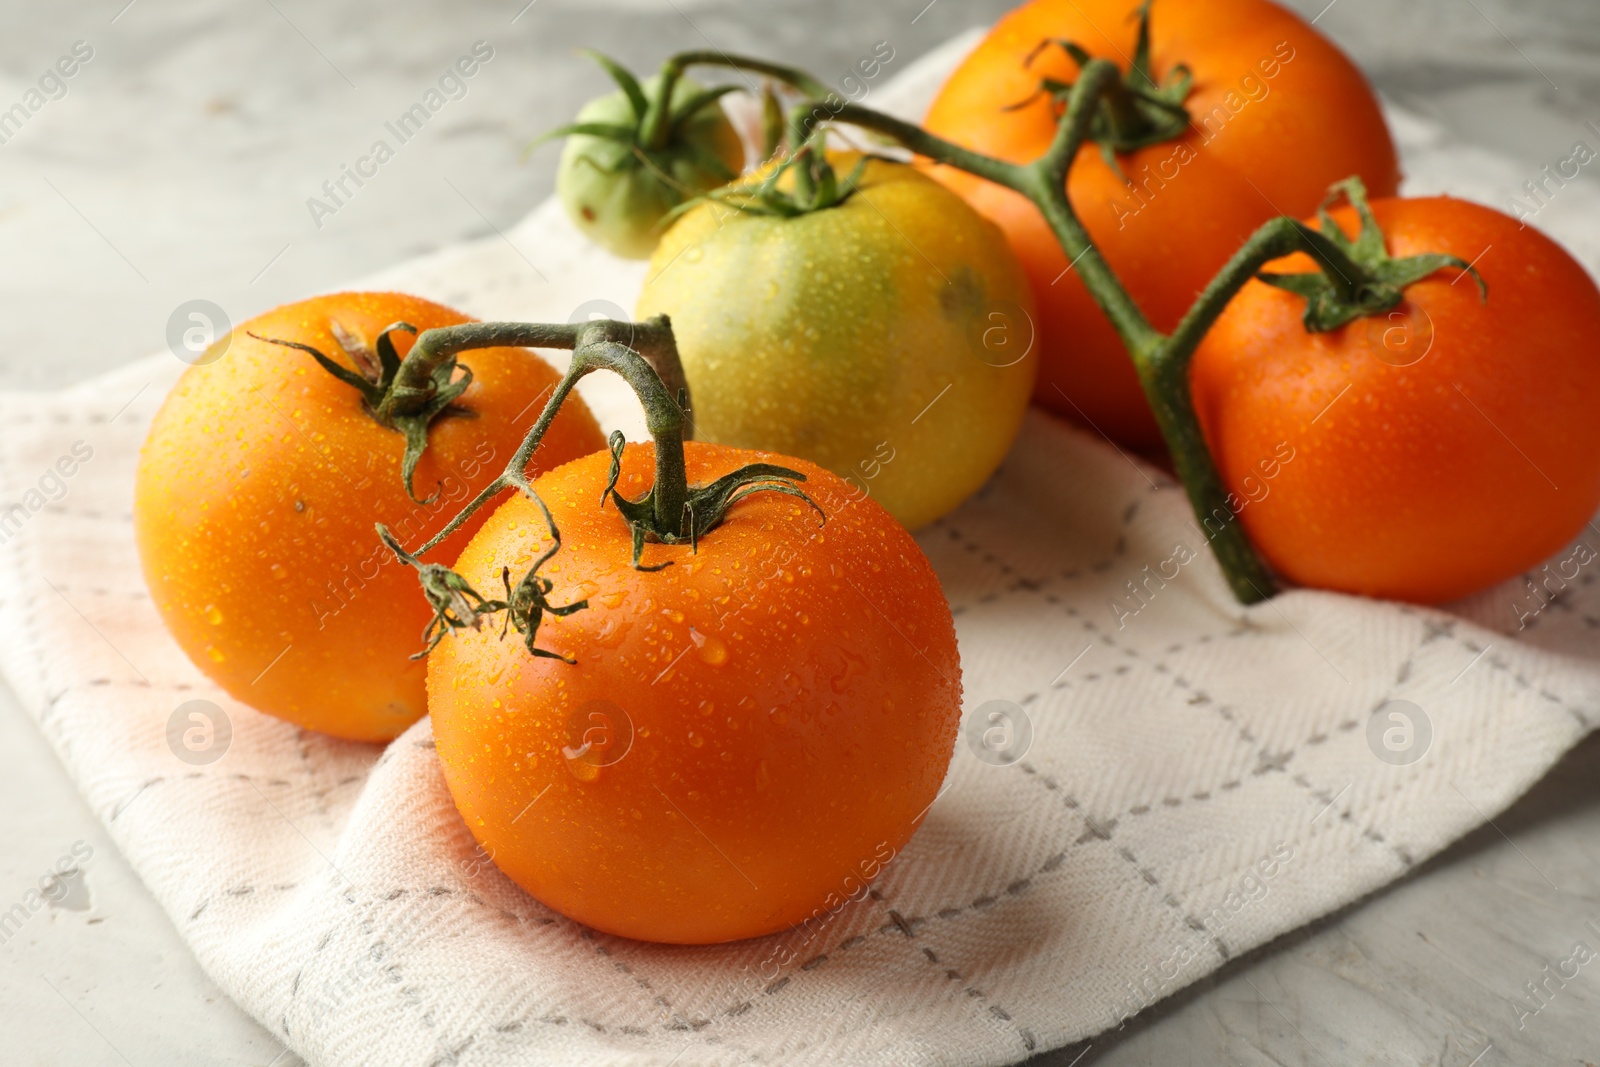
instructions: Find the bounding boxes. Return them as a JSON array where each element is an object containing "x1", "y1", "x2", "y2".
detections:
[{"x1": 4, "y1": 29, "x2": 1599, "y2": 1067}]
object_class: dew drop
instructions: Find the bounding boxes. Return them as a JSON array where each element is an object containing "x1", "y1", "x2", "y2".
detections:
[
  {"x1": 566, "y1": 757, "x2": 601, "y2": 783},
  {"x1": 689, "y1": 626, "x2": 728, "y2": 666},
  {"x1": 204, "y1": 604, "x2": 223, "y2": 625}
]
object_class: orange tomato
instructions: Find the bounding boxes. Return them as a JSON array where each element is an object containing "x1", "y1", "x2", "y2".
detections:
[
  {"x1": 135, "y1": 292, "x2": 605, "y2": 741},
  {"x1": 924, "y1": 0, "x2": 1399, "y2": 448},
  {"x1": 428, "y1": 442, "x2": 961, "y2": 943},
  {"x1": 1192, "y1": 197, "x2": 1600, "y2": 603}
]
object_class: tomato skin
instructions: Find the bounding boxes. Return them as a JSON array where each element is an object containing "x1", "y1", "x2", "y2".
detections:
[
  {"x1": 1192, "y1": 197, "x2": 1600, "y2": 603},
  {"x1": 428, "y1": 442, "x2": 961, "y2": 944},
  {"x1": 637, "y1": 155, "x2": 1036, "y2": 530},
  {"x1": 924, "y1": 0, "x2": 1399, "y2": 448},
  {"x1": 134, "y1": 293, "x2": 605, "y2": 741}
]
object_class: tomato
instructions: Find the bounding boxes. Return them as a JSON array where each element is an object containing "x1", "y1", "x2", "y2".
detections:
[
  {"x1": 636, "y1": 153, "x2": 1036, "y2": 530},
  {"x1": 557, "y1": 70, "x2": 745, "y2": 260},
  {"x1": 924, "y1": 0, "x2": 1399, "y2": 448},
  {"x1": 1192, "y1": 196, "x2": 1600, "y2": 603},
  {"x1": 428, "y1": 441, "x2": 960, "y2": 943},
  {"x1": 134, "y1": 292, "x2": 605, "y2": 741}
]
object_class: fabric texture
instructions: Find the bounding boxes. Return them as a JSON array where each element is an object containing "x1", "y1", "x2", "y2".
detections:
[{"x1": 4, "y1": 29, "x2": 1599, "y2": 1067}]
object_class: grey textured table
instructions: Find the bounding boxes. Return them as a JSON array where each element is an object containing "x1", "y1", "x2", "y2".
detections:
[{"x1": 1, "y1": 1, "x2": 1597, "y2": 1064}]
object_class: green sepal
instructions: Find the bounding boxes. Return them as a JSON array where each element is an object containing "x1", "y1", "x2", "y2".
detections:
[
  {"x1": 248, "y1": 332, "x2": 380, "y2": 406},
  {"x1": 600, "y1": 431, "x2": 673, "y2": 570},
  {"x1": 579, "y1": 49, "x2": 649, "y2": 120},
  {"x1": 373, "y1": 321, "x2": 413, "y2": 389},
  {"x1": 599, "y1": 430, "x2": 824, "y2": 570},
  {"x1": 760, "y1": 82, "x2": 786, "y2": 160},
  {"x1": 378, "y1": 524, "x2": 508, "y2": 659},
  {"x1": 526, "y1": 121, "x2": 640, "y2": 156},
  {"x1": 677, "y1": 138, "x2": 870, "y2": 223},
  {"x1": 687, "y1": 462, "x2": 824, "y2": 536},
  {"x1": 393, "y1": 360, "x2": 475, "y2": 505},
  {"x1": 1258, "y1": 177, "x2": 1488, "y2": 333}
]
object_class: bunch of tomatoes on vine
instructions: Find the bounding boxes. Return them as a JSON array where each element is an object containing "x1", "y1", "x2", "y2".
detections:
[{"x1": 134, "y1": 0, "x2": 1600, "y2": 944}]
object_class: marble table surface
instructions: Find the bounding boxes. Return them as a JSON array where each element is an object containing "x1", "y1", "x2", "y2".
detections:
[{"x1": 2, "y1": 1, "x2": 1598, "y2": 1064}]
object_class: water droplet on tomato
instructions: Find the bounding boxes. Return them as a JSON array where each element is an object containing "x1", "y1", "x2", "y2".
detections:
[
  {"x1": 594, "y1": 615, "x2": 629, "y2": 648},
  {"x1": 565, "y1": 757, "x2": 601, "y2": 783},
  {"x1": 689, "y1": 626, "x2": 728, "y2": 666}
]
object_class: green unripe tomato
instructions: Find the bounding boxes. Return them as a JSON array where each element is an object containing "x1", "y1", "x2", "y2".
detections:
[
  {"x1": 637, "y1": 154, "x2": 1038, "y2": 529},
  {"x1": 557, "y1": 74, "x2": 745, "y2": 260}
]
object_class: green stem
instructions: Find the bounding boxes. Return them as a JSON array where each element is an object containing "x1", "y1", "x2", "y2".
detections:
[
  {"x1": 1165, "y1": 218, "x2": 1313, "y2": 361},
  {"x1": 379, "y1": 321, "x2": 576, "y2": 423},
  {"x1": 1143, "y1": 359, "x2": 1277, "y2": 602},
  {"x1": 579, "y1": 340, "x2": 689, "y2": 534},
  {"x1": 792, "y1": 134, "x2": 820, "y2": 207},
  {"x1": 810, "y1": 103, "x2": 1028, "y2": 189},
  {"x1": 397, "y1": 316, "x2": 690, "y2": 559}
]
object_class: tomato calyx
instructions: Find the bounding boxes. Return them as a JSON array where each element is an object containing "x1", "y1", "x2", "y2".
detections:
[
  {"x1": 1258, "y1": 178, "x2": 1488, "y2": 333},
  {"x1": 249, "y1": 320, "x2": 475, "y2": 505},
  {"x1": 679, "y1": 139, "x2": 870, "y2": 221},
  {"x1": 546, "y1": 51, "x2": 741, "y2": 156},
  {"x1": 600, "y1": 430, "x2": 823, "y2": 570},
  {"x1": 376, "y1": 525, "x2": 505, "y2": 657},
  {"x1": 1009, "y1": 1, "x2": 1193, "y2": 172}
]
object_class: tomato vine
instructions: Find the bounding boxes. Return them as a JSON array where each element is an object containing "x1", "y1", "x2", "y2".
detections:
[
  {"x1": 619, "y1": 45, "x2": 1482, "y2": 603},
  {"x1": 355, "y1": 315, "x2": 819, "y2": 659}
]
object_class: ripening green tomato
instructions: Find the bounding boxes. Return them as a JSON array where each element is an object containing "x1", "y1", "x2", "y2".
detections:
[
  {"x1": 636, "y1": 154, "x2": 1037, "y2": 529},
  {"x1": 557, "y1": 74, "x2": 745, "y2": 259}
]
